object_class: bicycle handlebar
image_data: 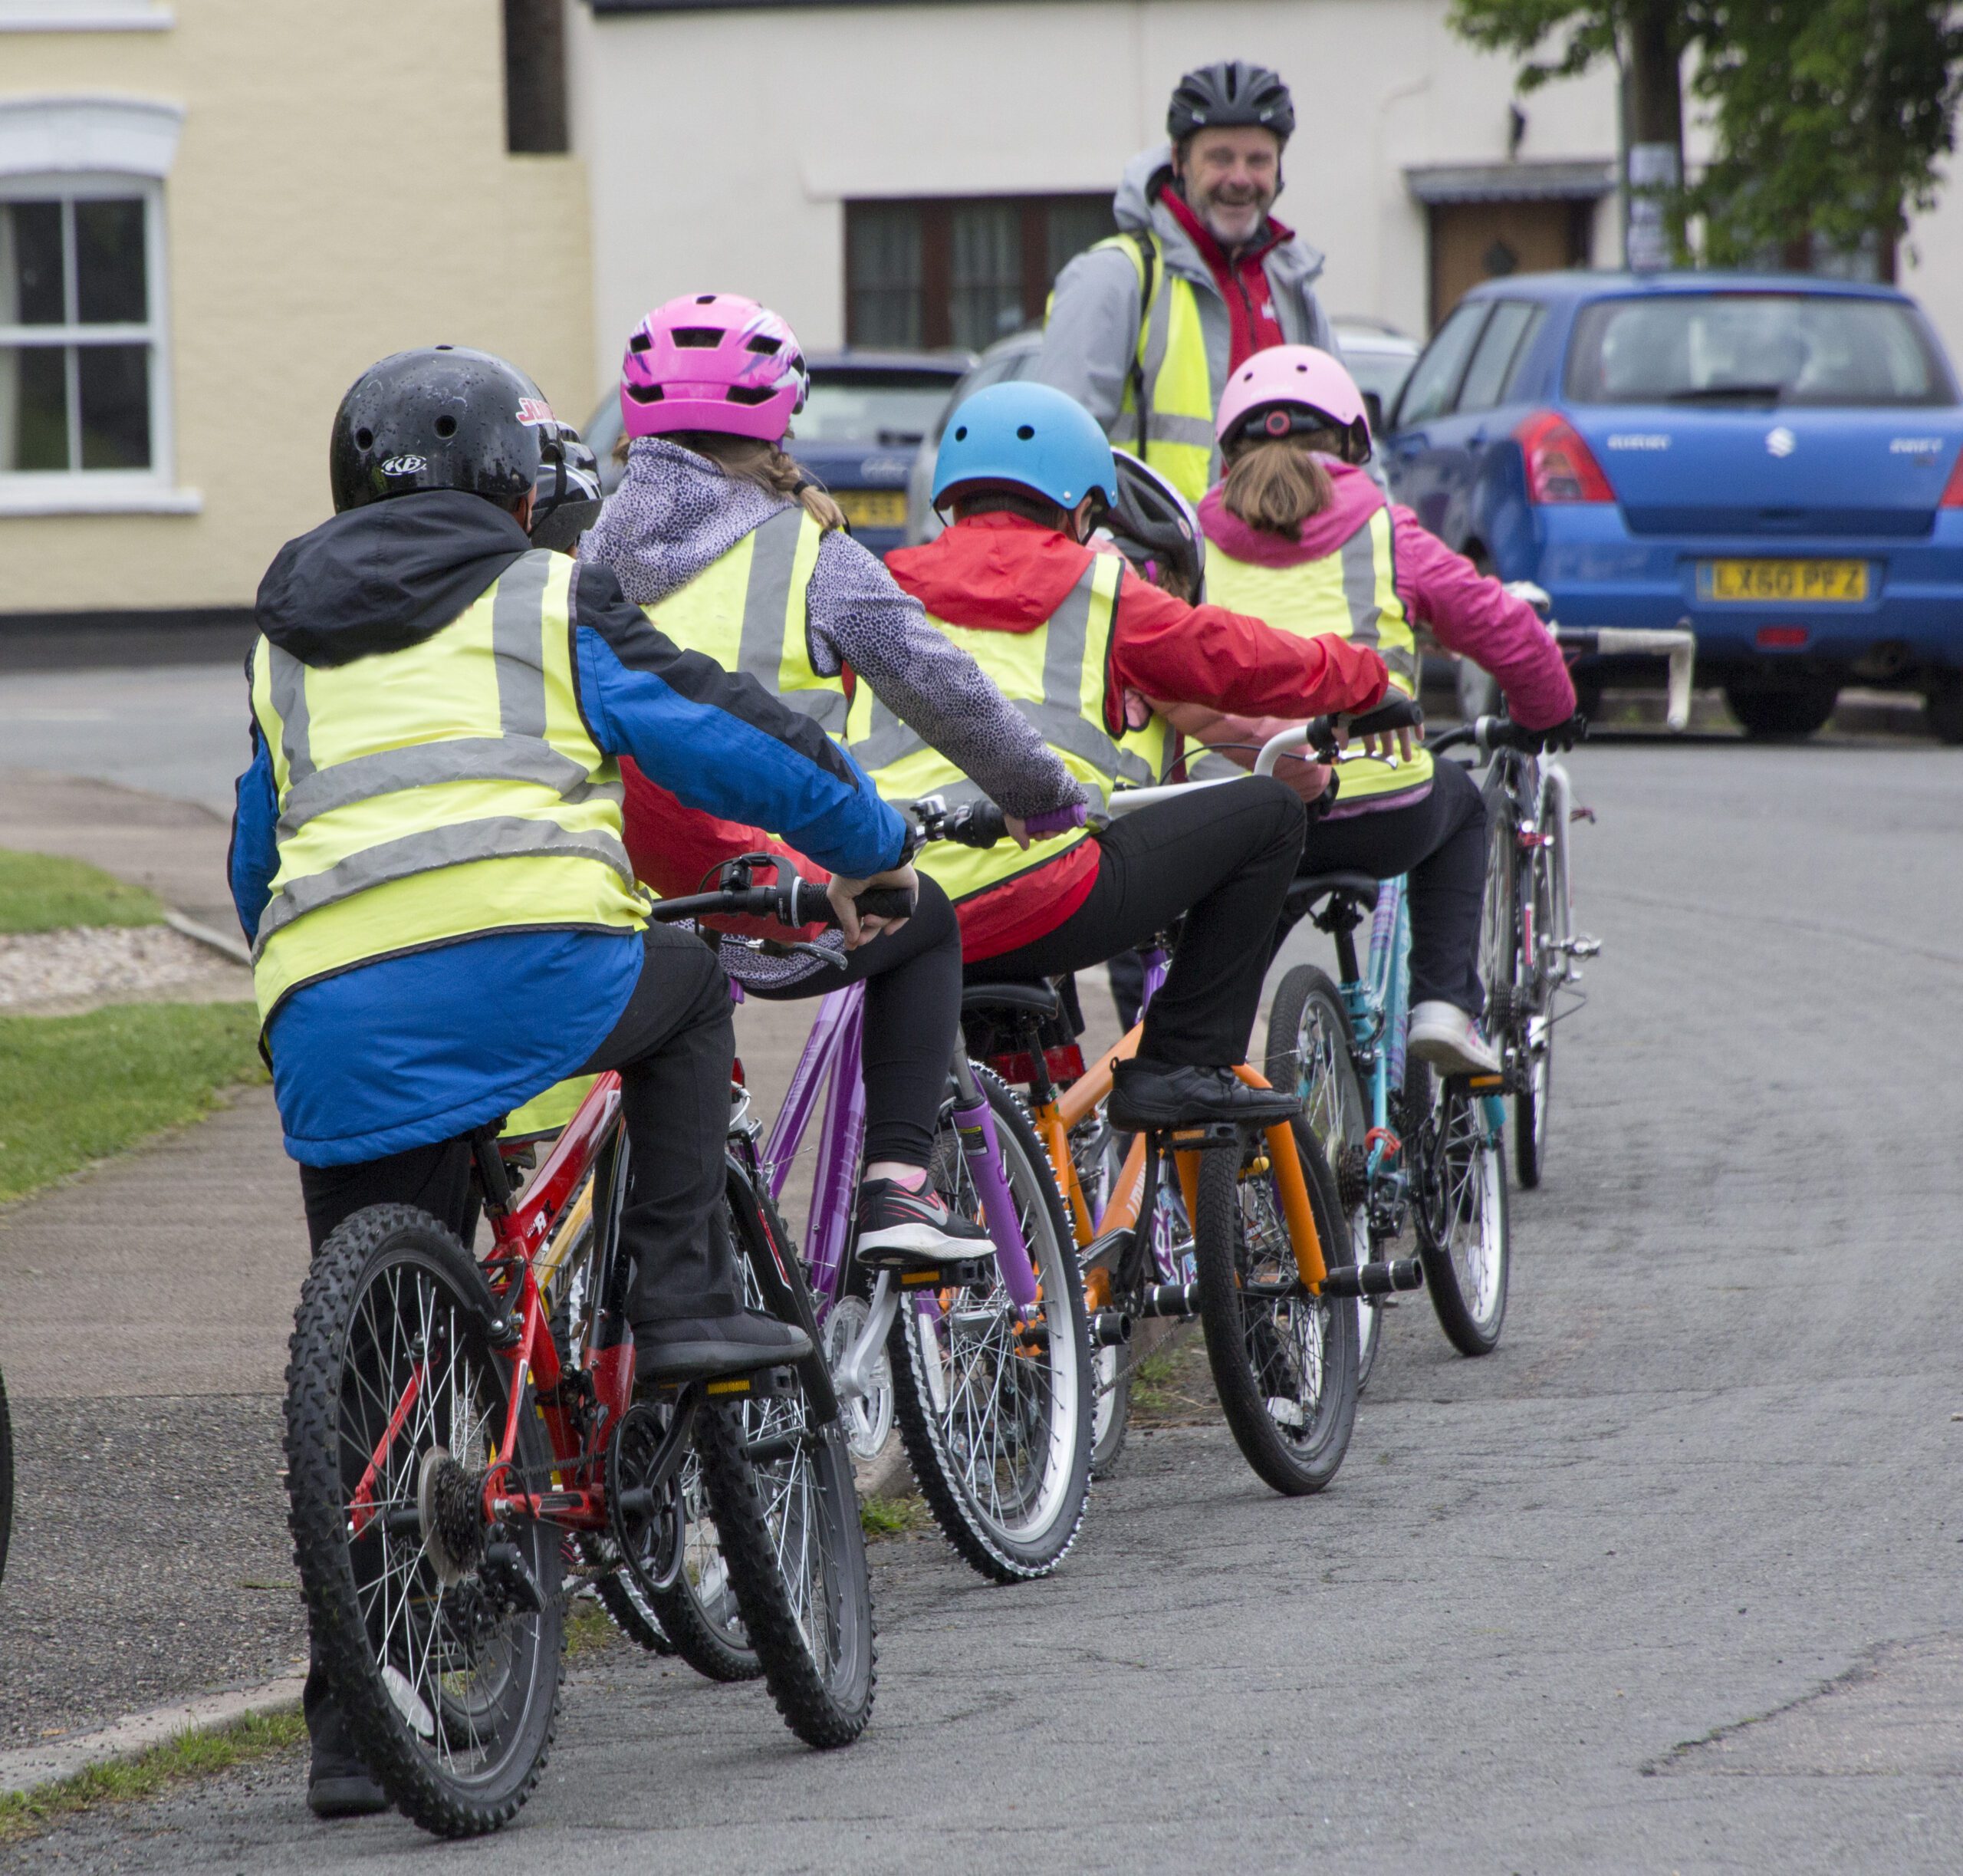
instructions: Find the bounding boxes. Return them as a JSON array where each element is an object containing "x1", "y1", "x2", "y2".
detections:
[{"x1": 1552, "y1": 623, "x2": 1696, "y2": 731}]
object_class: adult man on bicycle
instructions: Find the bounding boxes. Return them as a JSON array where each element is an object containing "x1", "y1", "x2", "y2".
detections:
[
  {"x1": 1035, "y1": 59, "x2": 1337, "y2": 504},
  {"x1": 229, "y1": 345, "x2": 912, "y2": 1815}
]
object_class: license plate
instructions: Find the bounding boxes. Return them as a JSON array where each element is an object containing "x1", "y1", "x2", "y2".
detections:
[
  {"x1": 835, "y1": 489, "x2": 907, "y2": 528},
  {"x1": 1698, "y1": 558, "x2": 1869, "y2": 603}
]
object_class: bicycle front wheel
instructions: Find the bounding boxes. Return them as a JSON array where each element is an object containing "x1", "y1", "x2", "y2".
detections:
[
  {"x1": 889, "y1": 1067, "x2": 1093, "y2": 1581},
  {"x1": 1416, "y1": 1078, "x2": 1511, "y2": 1355},
  {"x1": 1194, "y1": 1121, "x2": 1359, "y2": 1496},
  {"x1": 692, "y1": 1165, "x2": 874, "y2": 1747},
  {"x1": 1264, "y1": 964, "x2": 1384, "y2": 1387},
  {"x1": 284, "y1": 1206, "x2": 563, "y2": 1838},
  {"x1": 1514, "y1": 792, "x2": 1561, "y2": 1190}
]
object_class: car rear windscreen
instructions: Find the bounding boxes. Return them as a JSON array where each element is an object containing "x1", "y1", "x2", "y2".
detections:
[
  {"x1": 800, "y1": 374, "x2": 959, "y2": 445},
  {"x1": 1565, "y1": 295, "x2": 1956, "y2": 407}
]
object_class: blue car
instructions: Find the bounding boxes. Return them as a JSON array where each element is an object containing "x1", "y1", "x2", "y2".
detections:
[
  {"x1": 1383, "y1": 272, "x2": 1963, "y2": 739},
  {"x1": 585, "y1": 350, "x2": 970, "y2": 558}
]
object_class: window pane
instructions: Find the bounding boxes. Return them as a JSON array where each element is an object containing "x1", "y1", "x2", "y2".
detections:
[
  {"x1": 1046, "y1": 197, "x2": 1113, "y2": 282},
  {"x1": 1, "y1": 201, "x2": 67, "y2": 326},
  {"x1": 77, "y1": 342, "x2": 150, "y2": 468},
  {"x1": 848, "y1": 205, "x2": 922, "y2": 348},
  {"x1": 1393, "y1": 301, "x2": 1490, "y2": 426},
  {"x1": 948, "y1": 202, "x2": 1021, "y2": 351},
  {"x1": 75, "y1": 198, "x2": 146, "y2": 324},
  {"x1": 0, "y1": 344, "x2": 71, "y2": 469},
  {"x1": 1455, "y1": 301, "x2": 1538, "y2": 413}
]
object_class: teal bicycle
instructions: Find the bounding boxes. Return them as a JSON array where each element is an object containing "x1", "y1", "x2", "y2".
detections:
[{"x1": 1264, "y1": 722, "x2": 1517, "y2": 1371}]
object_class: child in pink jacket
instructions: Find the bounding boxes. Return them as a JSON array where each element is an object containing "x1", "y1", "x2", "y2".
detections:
[{"x1": 1197, "y1": 346, "x2": 1578, "y2": 1075}]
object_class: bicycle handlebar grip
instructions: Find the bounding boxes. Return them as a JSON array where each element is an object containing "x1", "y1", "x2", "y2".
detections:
[
  {"x1": 945, "y1": 800, "x2": 1009, "y2": 848},
  {"x1": 1346, "y1": 693, "x2": 1425, "y2": 737},
  {"x1": 791, "y1": 877, "x2": 833, "y2": 926},
  {"x1": 1022, "y1": 800, "x2": 1089, "y2": 840},
  {"x1": 853, "y1": 885, "x2": 916, "y2": 922}
]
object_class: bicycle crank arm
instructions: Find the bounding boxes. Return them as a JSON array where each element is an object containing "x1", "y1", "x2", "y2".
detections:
[
  {"x1": 832, "y1": 1272, "x2": 897, "y2": 1404},
  {"x1": 1319, "y1": 1259, "x2": 1424, "y2": 1299}
]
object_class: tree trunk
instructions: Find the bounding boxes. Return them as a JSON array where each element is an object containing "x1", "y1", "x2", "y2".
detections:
[{"x1": 1623, "y1": 0, "x2": 1686, "y2": 268}]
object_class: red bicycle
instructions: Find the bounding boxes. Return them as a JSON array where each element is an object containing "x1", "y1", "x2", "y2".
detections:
[{"x1": 283, "y1": 871, "x2": 890, "y2": 1835}]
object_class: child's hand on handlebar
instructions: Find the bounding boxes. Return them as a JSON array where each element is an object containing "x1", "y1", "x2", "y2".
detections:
[{"x1": 827, "y1": 863, "x2": 918, "y2": 949}]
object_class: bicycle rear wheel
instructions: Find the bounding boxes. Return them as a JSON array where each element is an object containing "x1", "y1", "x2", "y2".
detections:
[
  {"x1": 284, "y1": 1206, "x2": 563, "y2": 1838},
  {"x1": 691, "y1": 1161, "x2": 874, "y2": 1746},
  {"x1": 1264, "y1": 964, "x2": 1384, "y2": 1387},
  {"x1": 889, "y1": 1067, "x2": 1093, "y2": 1580},
  {"x1": 1415, "y1": 1077, "x2": 1511, "y2": 1355},
  {"x1": 1193, "y1": 1121, "x2": 1359, "y2": 1496}
]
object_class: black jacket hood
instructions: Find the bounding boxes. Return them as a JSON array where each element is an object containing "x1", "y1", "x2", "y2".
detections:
[{"x1": 255, "y1": 489, "x2": 532, "y2": 667}]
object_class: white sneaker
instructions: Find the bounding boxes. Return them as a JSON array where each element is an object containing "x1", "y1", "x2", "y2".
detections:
[{"x1": 1407, "y1": 1001, "x2": 1502, "y2": 1077}]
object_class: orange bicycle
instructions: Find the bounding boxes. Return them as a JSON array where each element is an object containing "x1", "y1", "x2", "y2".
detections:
[{"x1": 961, "y1": 746, "x2": 1421, "y2": 1498}]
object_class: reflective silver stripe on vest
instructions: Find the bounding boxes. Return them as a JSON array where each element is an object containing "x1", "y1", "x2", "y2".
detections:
[
  {"x1": 857, "y1": 562, "x2": 1153, "y2": 793},
  {"x1": 277, "y1": 736, "x2": 621, "y2": 835},
  {"x1": 738, "y1": 508, "x2": 847, "y2": 732},
  {"x1": 492, "y1": 552, "x2": 551, "y2": 738},
  {"x1": 268, "y1": 644, "x2": 316, "y2": 785},
  {"x1": 1147, "y1": 411, "x2": 1218, "y2": 450},
  {"x1": 1340, "y1": 522, "x2": 1416, "y2": 684},
  {"x1": 253, "y1": 816, "x2": 635, "y2": 956}
]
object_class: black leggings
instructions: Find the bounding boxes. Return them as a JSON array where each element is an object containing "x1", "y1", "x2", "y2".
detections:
[
  {"x1": 743, "y1": 874, "x2": 962, "y2": 1168},
  {"x1": 1287, "y1": 757, "x2": 1490, "y2": 1012},
  {"x1": 968, "y1": 776, "x2": 1305, "y2": 1068}
]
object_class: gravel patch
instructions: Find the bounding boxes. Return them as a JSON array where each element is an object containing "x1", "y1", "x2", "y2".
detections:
[{"x1": 0, "y1": 926, "x2": 243, "y2": 1012}]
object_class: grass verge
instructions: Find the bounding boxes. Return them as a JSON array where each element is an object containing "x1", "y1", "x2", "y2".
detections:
[
  {"x1": 860, "y1": 1493, "x2": 935, "y2": 1539},
  {"x1": 0, "y1": 1708, "x2": 305, "y2": 1843},
  {"x1": 0, "y1": 849, "x2": 163, "y2": 935},
  {"x1": 0, "y1": 1002, "x2": 267, "y2": 1207},
  {"x1": 1130, "y1": 1327, "x2": 1218, "y2": 1427}
]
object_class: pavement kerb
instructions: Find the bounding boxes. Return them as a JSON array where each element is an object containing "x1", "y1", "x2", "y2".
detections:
[
  {"x1": 162, "y1": 908, "x2": 251, "y2": 967},
  {"x1": 0, "y1": 1676, "x2": 305, "y2": 1799}
]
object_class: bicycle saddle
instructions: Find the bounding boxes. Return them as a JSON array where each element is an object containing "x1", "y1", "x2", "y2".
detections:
[
  {"x1": 1292, "y1": 870, "x2": 1381, "y2": 912},
  {"x1": 961, "y1": 981, "x2": 1062, "y2": 1019}
]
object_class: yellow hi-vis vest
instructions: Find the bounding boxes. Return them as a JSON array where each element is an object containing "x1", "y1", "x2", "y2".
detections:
[
  {"x1": 637, "y1": 505, "x2": 841, "y2": 730},
  {"x1": 1205, "y1": 505, "x2": 1432, "y2": 805},
  {"x1": 248, "y1": 549, "x2": 647, "y2": 1026},
  {"x1": 846, "y1": 548, "x2": 1171, "y2": 903},
  {"x1": 1092, "y1": 231, "x2": 1218, "y2": 505}
]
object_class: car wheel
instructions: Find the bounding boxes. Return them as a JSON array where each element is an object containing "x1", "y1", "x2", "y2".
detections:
[
  {"x1": 1722, "y1": 680, "x2": 1839, "y2": 741},
  {"x1": 1924, "y1": 676, "x2": 1963, "y2": 746}
]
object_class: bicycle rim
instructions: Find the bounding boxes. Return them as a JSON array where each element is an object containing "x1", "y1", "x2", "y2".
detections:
[
  {"x1": 284, "y1": 1207, "x2": 562, "y2": 1836},
  {"x1": 1194, "y1": 1127, "x2": 1358, "y2": 1496},
  {"x1": 891, "y1": 1069, "x2": 1091, "y2": 1581},
  {"x1": 1416, "y1": 1087, "x2": 1511, "y2": 1354}
]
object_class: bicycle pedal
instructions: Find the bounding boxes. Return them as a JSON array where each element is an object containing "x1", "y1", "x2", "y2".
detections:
[
  {"x1": 1560, "y1": 933, "x2": 1602, "y2": 958},
  {"x1": 893, "y1": 1257, "x2": 991, "y2": 1289},
  {"x1": 1448, "y1": 1070, "x2": 1511, "y2": 1096},
  {"x1": 703, "y1": 1363, "x2": 797, "y2": 1400},
  {"x1": 1160, "y1": 1121, "x2": 1243, "y2": 1150}
]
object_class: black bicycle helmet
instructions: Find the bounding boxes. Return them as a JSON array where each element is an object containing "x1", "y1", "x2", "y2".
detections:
[
  {"x1": 328, "y1": 345, "x2": 603, "y2": 546},
  {"x1": 1104, "y1": 449, "x2": 1207, "y2": 602},
  {"x1": 1167, "y1": 61, "x2": 1295, "y2": 145}
]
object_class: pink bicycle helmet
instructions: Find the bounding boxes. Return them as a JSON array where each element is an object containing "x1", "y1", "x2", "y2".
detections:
[
  {"x1": 620, "y1": 292, "x2": 809, "y2": 443},
  {"x1": 1215, "y1": 344, "x2": 1372, "y2": 462}
]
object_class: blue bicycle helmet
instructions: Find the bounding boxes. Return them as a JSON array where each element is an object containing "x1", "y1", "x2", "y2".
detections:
[{"x1": 931, "y1": 381, "x2": 1119, "y2": 513}]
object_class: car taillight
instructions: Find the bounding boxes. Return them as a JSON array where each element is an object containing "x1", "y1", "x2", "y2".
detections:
[
  {"x1": 1941, "y1": 449, "x2": 1963, "y2": 506},
  {"x1": 1516, "y1": 410, "x2": 1616, "y2": 504}
]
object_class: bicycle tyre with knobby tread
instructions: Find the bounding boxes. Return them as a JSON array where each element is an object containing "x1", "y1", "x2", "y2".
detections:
[{"x1": 284, "y1": 1205, "x2": 563, "y2": 1838}]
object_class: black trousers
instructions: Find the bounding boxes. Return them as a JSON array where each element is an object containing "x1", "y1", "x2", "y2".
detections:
[
  {"x1": 297, "y1": 921, "x2": 740, "y2": 1327},
  {"x1": 967, "y1": 776, "x2": 1306, "y2": 1068},
  {"x1": 1285, "y1": 756, "x2": 1490, "y2": 1013},
  {"x1": 742, "y1": 874, "x2": 961, "y2": 1167}
]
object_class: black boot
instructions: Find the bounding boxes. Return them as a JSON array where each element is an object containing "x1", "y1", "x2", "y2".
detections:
[
  {"x1": 1107, "y1": 1058, "x2": 1300, "y2": 1131},
  {"x1": 304, "y1": 1661, "x2": 390, "y2": 1819},
  {"x1": 633, "y1": 1309, "x2": 811, "y2": 1384}
]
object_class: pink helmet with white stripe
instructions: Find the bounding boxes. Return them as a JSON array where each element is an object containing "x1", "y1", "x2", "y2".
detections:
[
  {"x1": 1215, "y1": 344, "x2": 1372, "y2": 462},
  {"x1": 619, "y1": 292, "x2": 810, "y2": 442}
]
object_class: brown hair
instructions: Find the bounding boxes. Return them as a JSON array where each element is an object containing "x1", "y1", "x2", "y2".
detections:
[
  {"x1": 634, "y1": 430, "x2": 847, "y2": 532},
  {"x1": 1219, "y1": 430, "x2": 1346, "y2": 536}
]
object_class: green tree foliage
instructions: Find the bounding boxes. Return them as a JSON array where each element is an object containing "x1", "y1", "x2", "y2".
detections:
[{"x1": 1688, "y1": 2, "x2": 1963, "y2": 268}]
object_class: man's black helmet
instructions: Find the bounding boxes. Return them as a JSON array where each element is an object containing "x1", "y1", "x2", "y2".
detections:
[
  {"x1": 328, "y1": 345, "x2": 603, "y2": 545},
  {"x1": 1104, "y1": 449, "x2": 1206, "y2": 602},
  {"x1": 1167, "y1": 61, "x2": 1294, "y2": 144}
]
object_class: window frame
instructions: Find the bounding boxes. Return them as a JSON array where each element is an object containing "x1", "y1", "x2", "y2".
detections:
[
  {"x1": 845, "y1": 193, "x2": 1113, "y2": 353},
  {"x1": 1454, "y1": 299, "x2": 1547, "y2": 416},
  {"x1": 1389, "y1": 299, "x2": 1492, "y2": 430}
]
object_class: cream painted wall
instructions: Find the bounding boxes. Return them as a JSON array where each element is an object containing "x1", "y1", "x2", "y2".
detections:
[
  {"x1": 567, "y1": 0, "x2": 1620, "y2": 372},
  {"x1": 0, "y1": 0, "x2": 593, "y2": 614}
]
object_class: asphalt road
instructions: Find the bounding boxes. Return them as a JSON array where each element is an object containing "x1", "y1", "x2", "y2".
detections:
[{"x1": 5, "y1": 712, "x2": 1961, "y2": 1869}]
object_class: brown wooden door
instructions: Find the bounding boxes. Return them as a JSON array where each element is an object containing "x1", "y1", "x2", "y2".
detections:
[{"x1": 1429, "y1": 199, "x2": 1594, "y2": 329}]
